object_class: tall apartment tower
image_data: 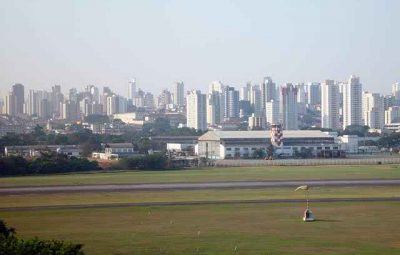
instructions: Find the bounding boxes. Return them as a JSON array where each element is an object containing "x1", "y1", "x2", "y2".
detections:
[
  {"x1": 223, "y1": 86, "x2": 240, "y2": 120},
  {"x1": 240, "y1": 82, "x2": 252, "y2": 101},
  {"x1": 307, "y1": 82, "x2": 321, "y2": 105},
  {"x1": 209, "y1": 81, "x2": 224, "y2": 122},
  {"x1": 385, "y1": 106, "x2": 400, "y2": 124},
  {"x1": 12, "y1": 83, "x2": 24, "y2": 115},
  {"x1": 343, "y1": 75, "x2": 363, "y2": 129},
  {"x1": 262, "y1": 77, "x2": 276, "y2": 102},
  {"x1": 266, "y1": 100, "x2": 280, "y2": 125},
  {"x1": 392, "y1": 82, "x2": 400, "y2": 101},
  {"x1": 5, "y1": 92, "x2": 15, "y2": 116},
  {"x1": 186, "y1": 90, "x2": 207, "y2": 130},
  {"x1": 280, "y1": 83, "x2": 298, "y2": 130},
  {"x1": 128, "y1": 78, "x2": 137, "y2": 100},
  {"x1": 206, "y1": 91, "x2": 221, "y2": 126},
  {"x1": 250, "y1": 85, "x2": 262, "y2": 117},
  {"x1": 363, "y1": 92, "x2": 384, "y2": 129},
  {"x1": 173, "y1": 81, "x2": 185, "y2": 106},
  {"x1": 321, "y1": 80, "x2": 340, "y2": 130}
]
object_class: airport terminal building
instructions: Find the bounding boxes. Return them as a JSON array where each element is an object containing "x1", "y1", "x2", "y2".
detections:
[{"x1": 197, "y1": 130, "x2": 341, "y2": 159}]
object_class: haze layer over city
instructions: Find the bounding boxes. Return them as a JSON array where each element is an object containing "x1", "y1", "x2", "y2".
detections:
[{"x1": 1, "y1": 0, "x2": 399, "y2": 96}]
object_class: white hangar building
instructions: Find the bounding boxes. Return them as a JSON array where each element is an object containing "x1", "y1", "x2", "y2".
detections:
[{"x1": 196, "y1": 130, "x2": 341, "y2": 159}]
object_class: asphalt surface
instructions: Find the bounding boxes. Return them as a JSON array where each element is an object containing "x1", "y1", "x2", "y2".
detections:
[
  {"x1": 1, "y1": 197, "x2": 399, "y2": 212},
  {"x1": 1, "y1": 179, "x2": 400, "y2": 195}
]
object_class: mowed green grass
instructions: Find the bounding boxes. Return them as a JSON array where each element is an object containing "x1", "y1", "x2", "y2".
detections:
[
  {"x1": 2, "y1": 164, "x2": 400, "y2": 187},
  {"x1": 0, "y1": 186, "x2": 399, "y2": 208},
  {"x1": 2, "y1": 202, "x2": 400, "y2": 255}
]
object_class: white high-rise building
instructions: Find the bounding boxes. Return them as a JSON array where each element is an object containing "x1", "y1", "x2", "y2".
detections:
[
  {"x1": 266, "y1": 100, "x2": 279, "y2": 125},
  {"x1": 280, "y1": 83, "x2": 298, "y2": 130},
  {"x1": 186, "y1": 90, "x2": 207, "y2": 130},
  {"x1": 385, "y1": 106, "x2": 400, "y2": 124},
  {"x1": 363, "y1": 92, "x2": 384, "y2": 129},
  {"x1": 321, "y1": 80, "x2": 340, "y2": 130},
  {"x1": 343, "y1": 75, "x2": 363, "y2": 129},
  {"x1": 173, "y1": 81, "x2": 185, "y2": 107},
  {"x1": 128, "y1": 78, "x2": 137, "y2": 100}
]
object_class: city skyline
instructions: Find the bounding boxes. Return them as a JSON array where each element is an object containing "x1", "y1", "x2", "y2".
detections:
[{"x1": 1, "y1": 0, "x2": 400, "y2": 96}]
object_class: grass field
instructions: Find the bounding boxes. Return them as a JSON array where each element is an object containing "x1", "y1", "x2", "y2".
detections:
[
  {"x1": 1, "y1": 164, "x2": 400, "y2": 254},
  {"x1": 2, "y1": 202, "x2": 400, "y2": 255},
  {"x1": 0, "y1": 186, "x2": 399, "y2": 208},
  {"x1": 1, "y1": 164, "x2": 400, "y2": 187}
]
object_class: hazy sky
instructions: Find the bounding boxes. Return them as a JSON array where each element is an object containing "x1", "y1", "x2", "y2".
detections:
[{"x1": 0, "y1": 0, "x2": 399, "y2": 97}]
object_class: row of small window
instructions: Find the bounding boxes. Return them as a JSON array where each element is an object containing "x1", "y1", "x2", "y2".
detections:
[
  {"x1": 226, "y1": 147, "x2": 260, "y2": 151},
  {"x1": 106, "y1": 148, "x2": 134, "y2": 153}
]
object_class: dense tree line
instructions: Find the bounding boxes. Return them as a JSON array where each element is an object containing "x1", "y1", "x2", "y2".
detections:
[
  {"x1": 115, "y1": 153, "x2": 168, "y2": 170},
  {"x1": 0, "y1": 220, "x2": 84, "y2": 255},
  {"x1": 0, "y1": 154, "x2": 100, "y2": 176}
]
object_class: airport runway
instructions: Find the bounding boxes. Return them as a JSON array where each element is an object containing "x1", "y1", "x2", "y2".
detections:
[
  {"x1": 1, "y1": 179, "x2": 400, "y2": 195},
  {"x1": 0, "y1": 197, "x2": 399, "y2": 212}
]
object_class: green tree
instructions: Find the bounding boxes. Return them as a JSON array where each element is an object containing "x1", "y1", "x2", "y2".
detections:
[{"x1": 0, "y1": 220, "x2": 84, "y2": 255}]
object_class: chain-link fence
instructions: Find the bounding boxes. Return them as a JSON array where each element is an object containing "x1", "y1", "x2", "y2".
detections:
[{"x1": 215, "y1": 157, "x2": 400, "y2": 167}]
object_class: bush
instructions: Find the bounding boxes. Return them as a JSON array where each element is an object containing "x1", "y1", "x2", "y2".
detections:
[
  {"x1": 0, "y1": 155, "x2": 101, "y2": 176},
  {"x1": 0, "y1": 220, "x2": 84, "y2": 255},
  {"x1": 116, "y1": 153, "x2": 168, "y2": 170}
]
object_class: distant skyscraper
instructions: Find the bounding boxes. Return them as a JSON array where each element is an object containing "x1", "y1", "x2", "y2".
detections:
[
  {"x1": 385, "y1": 106, "x2": 400, "y2": 124},
  {"x1": 240, "y1": 82, "x2": 252, "y2": 101},
  {"x1": 5, "y1": 92, "x2": 15, "y2": 116},
  {"x1": 173, "y1": 81, "x2": 185, "y2": 106},
  {"x1": 61, "y1": 100, "x2": 79, "y2": 120},
  {"x1": 321, "y1": 80, "x2": 340, "y2": 130},
  {"x1": 262, "y1": 77, "x2": 276, "y2": 102},
  {"x1": 186, "y1": 90, "x2": 207, "y2": 130},
  {"x1": 307, "y1": 82, "x2": 321, "y2": 105},
  {"x1": 250, "y1": 85, "x2": 262, "y2": 117},
  {"x1": 343, "y1": 75, "x2": 363, "y2": 129},
  {"x1": 128, "y1": 79, "x2": 137, "y2": 100},
  {"x1": 261, "y1": 77, "x2": 276, "y2": 115},
  {"x1": 223, "y1": 86, "x2": 240, "y2": 120},
  {"x1": 157, "y1": 89, "x2": 173, "y2": 109},
  {"x1": 208, "y1": 81, "x2": 224, "y2": 122},
  {"x1": 0, "y1": 98, "x2": 4, "y2": 114},
  {"x1": 266, "y1": 100, "x2": 280, "y2": 126},
  {"x1": 144, "y1": 92, "x2": 155, "y2": 109},
  {"x1": 363, "y1": 92, "x2": 384, "y2": 129},
  {"x1": 207, "y1": 91, "x2": 221, "y2": 126},
  {"x1": 392, "y1": 82, "x2": 400, "y2": 101},
  {"x1": 12, "y1": 84, "x2": 24, "y2": 116},
  {"x1": 280, "y1": 83, "x2": 298, "y2": 130},
  {"x1": 106, "y1": 95, "x2": 118, "y2": 116},
  {"x1": 27, "y1": 89, "x2": 38, "y2": 116},
  {"x1": 295, "y1": 83, "x2": 307, "y2": 115}
]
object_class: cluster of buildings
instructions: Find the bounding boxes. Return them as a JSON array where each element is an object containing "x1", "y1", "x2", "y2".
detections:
[
  {"x1": 187, "y1": 75, "x2": 399, "y2": 132},
  {"x1": 1, "y1": 75, "x2": 400, "y2": 138}
]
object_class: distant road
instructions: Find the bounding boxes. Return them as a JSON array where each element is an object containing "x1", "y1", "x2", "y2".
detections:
[
  {"x1": 1, "y1": 197, "x2": 399, "y2": 212},
  {"x1": 1, "y1": 179, "x2": 400, "y2": 195}
]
